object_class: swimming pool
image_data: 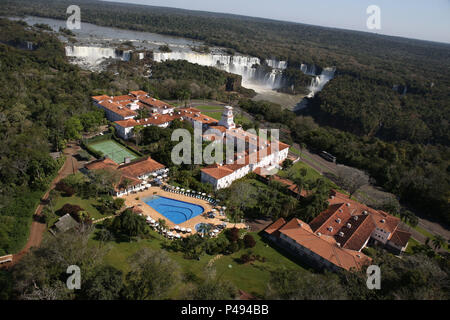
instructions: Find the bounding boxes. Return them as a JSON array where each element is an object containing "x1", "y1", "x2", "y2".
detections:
[{"x1": 143, "y1": 196, "x2": 205, "y2": 224}]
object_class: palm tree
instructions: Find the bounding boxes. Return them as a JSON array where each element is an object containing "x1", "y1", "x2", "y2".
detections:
[
  {"x1": 432, "y1": 235, "x2": 446, "y2": 251},
  {"x1": 157, "y1": 218, "x2": 167, "y2": 232}
]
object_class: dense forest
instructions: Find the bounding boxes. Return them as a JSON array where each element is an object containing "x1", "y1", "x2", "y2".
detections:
[{"x1": 0, "y1": 19, "x2": 112, "y2": 255}]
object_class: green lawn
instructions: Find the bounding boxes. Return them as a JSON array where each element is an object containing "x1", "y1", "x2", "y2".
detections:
[
  {"x1": 202, "y1": 111, "x2": 222, "y2": 121},
  {"x1": 53, "y1": 195, "x2": 104, "y2": 223},
  {"x1": 195, "y1": 105, "x2": 224, "y2": 111},
  {"x1": 278, "y1": 160, "x2": 322, "y2": 182},
  {"x1": 90, "y1": 228, "x2": 307, "y2": 298},
  {"x1": 405, "y1": 237, "x2": 421, "y2": 254}
]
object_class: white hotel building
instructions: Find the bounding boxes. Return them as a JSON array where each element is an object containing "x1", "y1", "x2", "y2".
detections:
[{"x1": 200, "y1": 106, "x2": 290, "y2": 190}]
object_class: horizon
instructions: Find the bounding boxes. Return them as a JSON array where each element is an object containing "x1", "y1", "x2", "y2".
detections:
[{"x1": 104, "y1": 0, "x2": 450, "y2": 44}]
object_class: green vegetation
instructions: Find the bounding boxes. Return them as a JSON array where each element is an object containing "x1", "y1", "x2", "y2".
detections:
[
  {"x1": 194, "y1": 105, "x2": 223, "y2": 111},
  {"x1": 202, "y1": 111, "x2": 222, "y2": 121},
  {"x1": 92, "y1": 228, "x2": 306, "y2": 297},
  {"x1": 54, "y1": 195, "x2": 103, "y2": 220}
]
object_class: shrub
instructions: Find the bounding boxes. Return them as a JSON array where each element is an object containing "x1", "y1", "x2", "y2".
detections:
[
  {"x1": 225, "y1": 227, "x2": 240, "y2": 242},
  {"x1": 59, "y1": 203, "x2": 84, "y2": 216},
  {"x1": 243, "y1": 234, "x2": 256, "y2": 248},
  {"x1": 55, "y1": 181, "x2": 76, "y2": 197},
  {"x1": 240, "y1": 254, "x2": 252, "y2": 264}
]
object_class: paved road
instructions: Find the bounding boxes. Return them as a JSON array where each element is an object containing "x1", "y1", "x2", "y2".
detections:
[{"x1": 2, "y1": 143, "x2": 80, "y2": 268}]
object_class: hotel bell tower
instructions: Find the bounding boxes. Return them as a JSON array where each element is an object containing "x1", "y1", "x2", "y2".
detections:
[{"x1": 218, "y1": 106, "x2": 236, "y2": 129}]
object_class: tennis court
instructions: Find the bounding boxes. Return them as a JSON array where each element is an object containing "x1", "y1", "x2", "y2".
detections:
[{"x1": 89, "y1": 139, "x2": 139, "y2": 164}]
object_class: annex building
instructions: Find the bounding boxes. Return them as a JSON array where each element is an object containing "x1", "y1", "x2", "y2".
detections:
[{"x1": 264, "y1": 190, "x2": 411, "y2": 272}]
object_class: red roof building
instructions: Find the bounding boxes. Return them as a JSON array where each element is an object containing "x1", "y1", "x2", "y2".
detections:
[{"x1": 263, "y1": 191, "x2": 411, "y2": 272}]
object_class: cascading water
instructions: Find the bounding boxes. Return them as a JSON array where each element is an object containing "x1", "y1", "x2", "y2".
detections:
[
  {"x1": 153, "y1": 51, "x2": 287, "y2": 89},
  {"x1": 300, "y1": 63, "x2": 318, "y2": 76},
  {"x1": 65, "y1": 46, "x2": 132, "y2": 70},
  {"x1": 306, "y1": 66, "x2": 336, "y2": 98}
]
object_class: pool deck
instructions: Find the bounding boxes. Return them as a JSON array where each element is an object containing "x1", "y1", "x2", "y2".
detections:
[{"x1": 120, "y1": 187, "x2": 247, "y2": 236}]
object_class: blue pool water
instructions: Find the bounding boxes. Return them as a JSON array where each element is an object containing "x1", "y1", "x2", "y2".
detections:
[{"x1": 143, "y1": 196, "x2": 205, "y2": 224}]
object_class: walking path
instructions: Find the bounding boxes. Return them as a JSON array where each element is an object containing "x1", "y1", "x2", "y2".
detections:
[{"x1": 2, "y1": 143, "x2": 80, "y2": 268}]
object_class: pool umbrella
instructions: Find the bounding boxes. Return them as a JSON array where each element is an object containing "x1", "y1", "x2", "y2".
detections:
[
  {"x1": 152, "y1": 173, "x2": 158, "y2": 177},
  {"x1": 163, "y1": 174, "x2": 168, "y2": 178},
  {"x1": 162, "y1": 229, "x2": 167, "y2": 233},
  {"x1": 202, "y1": 193, "x2": 206, "y2": 196},
  {"x1": 167, "y1": 232, "x2": 173, "y2": 237},
  {"x1": 146, "y1": 216, "x2": 151, "y2": 221},
  {"x1": 186, "y1": 190, "x2": 191, "y2": 193},
  {"x1": 176, "y1": 234, "x2": 181, "y2": 239},
  {"x1": 223, "y1": 206, "x2": 227, "y2": 210},
  {"x1": 181, "y1": 189, "x2": 185, "y2": 192},
  {"x1": 181, "y1": 227, "x2": 186, "y2": 233},
  {"x1": 176, "y1": 187, "x2": 180, "y2": 190},
  {"x1": 213, "y1": 229, "x2": 220, "y2": 233},
  {"x1": 174, "y1": 225, "x2": 180, "y2": 230}
]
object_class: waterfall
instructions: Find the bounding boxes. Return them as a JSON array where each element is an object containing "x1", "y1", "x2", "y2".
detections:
[
  {"x1": 266, "y1": 59, "x2": 288, "y2": 70},
  {"x1": 153, "y1": 51, "x2": 286, "y2": 89},
  {"x1": 300, "y1": 63, "x2": 318, "y2": 76},
  {"x1": 65, "y1": 46, "x2": 131, "y2": 67},
  {"x1": 306, "y1": 67, "x2": 336, "y2": 98}
]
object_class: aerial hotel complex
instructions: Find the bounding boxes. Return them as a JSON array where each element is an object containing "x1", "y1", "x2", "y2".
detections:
[
  {"x1": 264, "y1": 190, "x2": 411, "y2": 271},
  {"x1": 91, "y1": 91, "x2": 290, "y2": 190}
]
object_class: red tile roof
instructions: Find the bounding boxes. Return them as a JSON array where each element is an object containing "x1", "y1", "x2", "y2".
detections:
[
  {"x1": 112, "y1": 95, "x2": 133, "y2": 102},
  {"x1": 114, "y1": 114, "x2": 179, "y2": 128},
  {"x1": 182, "y1": 112, "x2": 219, "y2": 125},
  {"x1": 274, "y1": 218, "x2": 371, "y2": 271},
  {"x1": 139, "y1": 97, "x2": 175, "y2": 110},
  {"x1": 97, "y1": 100, "x2": 137, "y2": 118},
  {"x1": 201, "y1": 163, "x2": 247, "y2": 180},
  {"x1": 264, "y1": 217, "x2": 286, "y2": 235},
  {"x1": 389, "y1": 229, "x2": 411, "y2": 248},
  {"x1": 328, "y1": 190, "x2": 401, "y2": 234},
  {"x1": 118, "y1": 156, "x2": 165, "y2": 178},
  {"x1": 130, "y1": 90, "x2": 148, "y2": 97},
  {"x1": 85, "y1": 158, "x2": 119, "y2": 171}
]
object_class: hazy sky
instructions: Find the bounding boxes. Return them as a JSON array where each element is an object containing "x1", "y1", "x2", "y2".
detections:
[{"x1": 105, "y1": 0, "x2": 450, "y2": 43}]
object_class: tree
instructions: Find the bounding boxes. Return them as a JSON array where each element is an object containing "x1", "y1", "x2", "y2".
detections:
[
  {"x1": 282, "y1": 159, "x2": 293, "y2": 170},
  {"x1": 432, "y1": 235, "x2": 446, "y2": 251},
  {"x1": 64, "y1": 117, "x2": 83, "y2": 141},
  {"x1": 243, "y1": 234, "x2": 256, "y2": 248},
  {"x1": 225, "y1": 228, "x2": 240, "y2": 243},
  {"x1": 79, "y1": 265, "x2": 123, "y2": 300},
  {"x1": 266, "y1": 268, "x2": 348, "y2": 300},
  {"x1": 122, "y1": 248, "x2": 181, "y2": 300},
  {"x1": 134, "y1": 125, "x2": 144, "y2": 147},
  {"x1": 11, "y1": 226, "x2": 107, "y2": 300},
  {"x1": 89, "y1": 169, "x2": 121, "y2": 196},
  {"x1": 335, "y1": 165, "x2": 370, "y2": 197},
  {"x1": 110, "y1": 209, "x2": 148, "y2": 239},
  {"x1": 184, "y1": 268, "x2": 237, "y2": 300}
]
